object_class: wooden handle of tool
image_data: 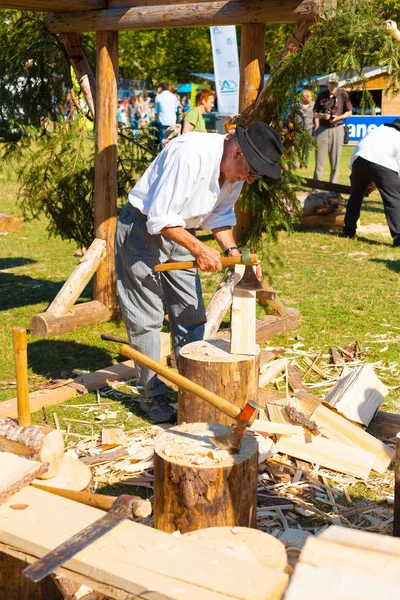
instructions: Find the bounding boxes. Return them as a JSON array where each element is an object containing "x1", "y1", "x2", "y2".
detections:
[
  {"x1": 31, "y1": 484, "x2": 152, "y2": 518},
  {"x1": 120, "y1": 344, "x2": 240, "y2": 419},
  {"x1": 12, "y1": 327, "x2": 30, "y2": 427},
  {"x1": 154, "y1": 254, "x2": 258, "y2": 272}
]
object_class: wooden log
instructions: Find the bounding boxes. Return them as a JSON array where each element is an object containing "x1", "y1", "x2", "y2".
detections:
[
  {"x1": 230, "y1": 265, "x2": 257, "y2": 355},
  {"x1": 310, "y1": 403, "x2": 395, "y2": 474},
  {"x1": 234, "y1": 21, "x2": 265, "y2": 243},
  {"x1": 0, "y1": 419, "x2": 64, "y2": 480},
  {"x1": 0, "y1": 550, "x2": 64, "y2": 600},
  {"x1": 12, "y1": 327, "x2": 30, "y2": 427},
  {"x1": 324, "y1": 364, "x2": 388, "y2": 426},
  {"x1": 0, "y1": 213, "x2": 22, "y2": 232},
  {"x1": 368, "y1": 410, "x2": 400, "y2": 439},
  {"x1": 0, "y1": 485, "x2": 288, "y2": 600},
  {"x1": 255, "y1": 307, "x2": 301, "y2": 342},
  {"x1": 33, "y1": 454, "x2": 92, "y2": 491},
  {"x1": 45, "y1": 1, "x2": 322, "y2": 33},
  {"x1": 394, "y1": 432, "x2": 400, "y2": 537},
  {"x1": 204, "y1": 268, "x2": 235, "y2": 340},
  {"x1": 46, "y1": 239, "x2": 106, "y2": 318},
  {"x1": 0, "y1": 0, "x2": 106, "y2": 10},
  {"x1": 257, "y1": 276, "x2": 287, "y2": 316},
  {"x1": 0, "y1": 453, "x2": 48, "y2": 503},
  {"x1": 302, "y1": 177, "x2": 352, "y2": 195},
  {"x1": 299, "y1": 211, "x2": 345, "y2": 230},
  {"x1": 59, "y1": 32, "x2": 96, "y2": 119},
  {"x1": 153, "y1": 422, "x2": 258, "y2": 533},
  {"x1": 93, "y1": 30, "x2": 118, "y2": 312},
  {"x1": 178, "y1": 339, "x2": 259, "y2": 426},
  {"x1": 183, "y1": 526, "x2": 288, "y2": 573},
  {"x1": 302, "y1": 192, "x2": 345, "y2": 216},
  {"x1": 257, "y1": 388, "x2": 288, "y2": 407},
  {"x1": 30, "y1": 300, "x2": 115, "y2": 337}
]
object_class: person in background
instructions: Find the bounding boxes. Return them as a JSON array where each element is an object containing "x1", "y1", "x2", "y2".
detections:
[
  {"x1": 182, "y1": 89, "x2": 215, "y2": 134},
  {"x1": 117, "y1": 100, "x2": 128, "y2": 127},
  {"x1": 313, "y1": 73, "x2": 352, "y2": 183},
  {"x1": 180, "y1": 95, "x2": 191, "y2": 114},
  {"x1": 154, "y1": 82, "x2": 178, "y2": 149},
  {"x1": 298, "y1": 90, "x2": 315, "y2": 169},
  {"x1": 343, "y1": 120, "x2": 400, "y2": 246},
  {"x1": 128, "y1": 94, "x2": 142, "y2": 140},
  {"x1": 63, "y1": 91, "x2": 75, "y2": 121},
  {"x1": 50, "y1": 90, "x2": 60, "y2": 132}
]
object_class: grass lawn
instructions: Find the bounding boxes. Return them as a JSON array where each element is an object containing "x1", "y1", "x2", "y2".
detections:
[{"x1": 0, "y1": 142, "x2": 399, "y2": 442}]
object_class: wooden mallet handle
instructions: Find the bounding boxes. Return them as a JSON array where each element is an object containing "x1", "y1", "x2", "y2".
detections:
[
  {"x1": 154, "y1": 254, "x2": 258, "y2": 272},
  {"x1": 12, "y1": 327, "x2": 30, "y2": 427}
]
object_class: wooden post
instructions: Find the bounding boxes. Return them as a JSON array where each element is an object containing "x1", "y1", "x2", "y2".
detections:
[
  {"x1": 12, "y1": 328, "x2": 30, "y2": 427},
  {"x1": 234, "y1": 23, "x2": 265, "y2": 244},
  {"x1": 178, "y1": 339, "x2": 259, "y2": 426},
  {"x1": 394, "y1": 433, "x2": 400, "y2": 537},
  {"x1": 93, "y1": 31, "x2": 118, "y2": 312},
  {"x1": 154, "y1": 422, "x2": 258, "y2": 533}
]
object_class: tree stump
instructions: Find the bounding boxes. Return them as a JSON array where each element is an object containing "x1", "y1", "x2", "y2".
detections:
[
  {"x1": 178, "y1": 339, "x2": 259, "y2": 426},
  {"x1": 154, "y1": 422, "x2": 258, "y2": 533}
]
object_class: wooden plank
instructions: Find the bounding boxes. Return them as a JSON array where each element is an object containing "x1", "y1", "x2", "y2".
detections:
[
  {"x1": 250, "y1": 419, "x2": 303, "y2": 436},
  {"x1": 311, "y1": 403, "x2": 395, "y2": 474},
  {"x1": 320, "y1": 524, "x2": 400, "y2": 556},
  {"x1": 367, "y1": 410, "x2": 400, "y2": 439},
  {"x1": 45, "y1": 1, "x2": 322, "y2": 33},
  {"x1": 277, "y1": 434, "x2": 375, "y2": 479},
  {"x1": 0, "y1": 486, "x2": 288, "y2": 600},
  {"x1": 257, "y1": 388, "x2": 287, "y2": 408},
  {"x1": 0, "y1": 453, "x2": 47, "y2": 503},
  {"x1": 325, "y1": 364, "x2": 388, "y2": 426},
  {"x1": 287, "y1": 364, "x2": 308, "y2": 392},
  {"x1": 73, "y1": 360, "x2": 136, "y2": 391},
  {"x1": 0, "y1": 386, "x2": 77, "y2": 420},
  {"x1": 259, "y1": 358, "x2": 289, "y2": 387},
  {"x1": 0, "y1": 214, "x2": 21, "y2": 233},
  {"x1": 266, "y1": 402, "x2": 292, "y2": 425},
  {"x1": 230, "y1": 265, "x2": 257, "y2": 355}
]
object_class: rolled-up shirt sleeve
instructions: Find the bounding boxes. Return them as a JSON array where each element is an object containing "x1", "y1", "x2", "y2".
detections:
[
  {"x1": 202, "y1": 181, "x2": 243, "y2": 230},
  {"x1": 145, "y1": 146, "x2": 201, "y2": 234}
]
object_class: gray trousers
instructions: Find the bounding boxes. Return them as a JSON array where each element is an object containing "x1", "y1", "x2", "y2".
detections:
[
  {"x1": 313, "y1": 125, "x2": 344, "y2": 183},
  {"x1": 115, "y1": 203, "x2": 206, "y2": 399}
]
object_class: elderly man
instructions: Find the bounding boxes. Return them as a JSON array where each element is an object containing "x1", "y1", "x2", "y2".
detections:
[
  {"x1": 298, "y1": 89, "x2": 315, "y2": 169},
  {"x1": 313, "y1": 73, "x2": 352, "y2": 183},
  {"x1": 344, "y1": 120, "x2": 400, "y2": 246},
  {"x1": 115, "y1": 122, "x2": 283, "y2": 423}
]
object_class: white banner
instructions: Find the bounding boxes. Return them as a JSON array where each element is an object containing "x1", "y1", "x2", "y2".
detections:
[{"x1": 210, "y1": 25, "x2": 240, "y2": 115}]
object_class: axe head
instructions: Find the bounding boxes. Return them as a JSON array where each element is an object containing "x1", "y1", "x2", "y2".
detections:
[
  {"x1": 211, "y1": 400, "x2": 258, "y2": 454},
  {"x1": 234, "y1": 265, "x2": 263, "y2": 292}
]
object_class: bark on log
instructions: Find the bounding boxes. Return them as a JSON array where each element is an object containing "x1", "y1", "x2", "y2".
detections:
[
  {"x1": 0, "y1": 418, "x2": 64, "y2": 479},
  {"x1": 59, "y1": 32, "x2": 96, "y2": 119},
  {"x1": 154, "y1": 422, "x2": 258, "y2": 533},
  {"x1": 46, "y1": 238, "x2": 106, "y2": 317},
  {"x1": 178, "y1": 339, "x2": 259, "y2": 426},
  {"x1": 93, "y1": 31, "x2": 118, "y2": 311},
  {"x1": 255, "y1": 307, "x2": 301, "y2": 343},
  {"x1": 204, "y1": 268, "x2": 236, "y2": 340},
  {"x1": 30, "y1": 300, "x2": 115, "y2": 337},
  {"x1": 45, "y1": 1, "x2": 322, "y2": 33}
]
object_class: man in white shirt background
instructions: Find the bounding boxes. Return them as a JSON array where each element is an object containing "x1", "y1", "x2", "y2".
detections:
[
  {"x1": 154, "y1": 81, "x2": 178, "y2": 149},
  {"x1": 343, "y1": 120, "x2": 400, "y2": 246},
  {"x1": 115, "y1": 122, "x2": 283, "y2": 423}
]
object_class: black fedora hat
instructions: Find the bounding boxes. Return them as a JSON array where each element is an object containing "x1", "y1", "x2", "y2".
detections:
[{"x1": 236, "y1": 122, "x2": 283, "y2": 179}]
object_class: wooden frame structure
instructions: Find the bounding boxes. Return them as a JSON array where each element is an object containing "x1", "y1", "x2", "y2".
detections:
[{"x1": 0, "y1": 0, "x2": 323, "y2": 337}]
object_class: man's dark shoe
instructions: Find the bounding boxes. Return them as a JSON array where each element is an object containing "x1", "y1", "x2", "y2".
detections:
[
  {"x1": 393, "y1": 237, "x2": 400, "y2": 247},
  {"x1": 140, "y1": 395, "x2": 177, "y2": 424},
  {"x1": 342, "y1": 230, "x2": 355, "y2": 239}
]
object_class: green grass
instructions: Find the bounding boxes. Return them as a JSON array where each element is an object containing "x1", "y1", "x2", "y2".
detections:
[{"x1": 0, "y1": 143, "x2": 399, "y2": 455}]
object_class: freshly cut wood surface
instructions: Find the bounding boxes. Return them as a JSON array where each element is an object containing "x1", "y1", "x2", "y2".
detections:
[
  {"x1": 325, "y1": 364, "x2": 388, "y2": 426},
  {"x1": 255, "y1": 307, "x2": 301, "y2": 343},
  {"x1": 257, "y1": 388, "x2": 287, "y2": 407},
  {"x1": 277, "y1": 434, "x2": 375, "y2": 479},
  {"x1": 250, "y1": 419, "x2": 303, "y2": 436},
  {"x1": 178, "y1": 339, "x2": 258, "y2": 426},
  {"x1": 300, "y1": 211, "x2": 345, "y2": 231},
  {"x1": 204, "y1": 268, "x2": 235, "y2": 340},
  {"x1": 259, "y1": 358, "x2": 289, "y2": 387},
  {"x1": 32, "y1": 454, "x2": 92, "y2": 491},
  {"x1": 230, "y1": 265, "x2": 257, "y2": 356},
  {"x1": 73, "y1": 359, "x2": 136, "y2": 391},
  {"x1": 154, "y1": 422, "x2": 258, "y2": 533},
  {"x1": 0, "y1": 486, "x2": 288, "y2": 600},
  {"x1": 311, "y1": 403, "x2": 394, "y2": 474},
  {"x1": 0, "y1": 419, "x2": 64, "y2": 479},
  {"x1": 183, "y1": 526, "x2": 288, "y2": 573},
  {"x1": 30, "y1": 300, "x2": 114, "y2": 337},
  {"x1": 0, "y1": 453, "x2": 48, "y2": 503}
]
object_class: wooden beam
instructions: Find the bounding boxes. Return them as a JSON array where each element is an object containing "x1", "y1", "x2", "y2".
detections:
[
  {"x1": 93, "y1": 31, "x2": 118, "y2": 312},
  {"x1": 0, "y1": 486, "x2": 289, "y2": 600},
  {"x1": 0, "y1": 0, "x2": 106, "y2": 10},
  {"x1": 45, "y1": 1, "x2": 322, "y2": 33},
  {"x1": 46, "y1": 239, "x2": 106, "y2": 318},
  {"x1": 303, "y1": 177, "x2": 351, "y2": 195},
  {"x1": 59, "y1": 32, "x2": 96, "y2": 119},
  {"x1": 30, "y1": 300, "x2": 115, "y2": 337},
  {"x1": 234, "y1": 21, "x2": 265, "y2": 244}
]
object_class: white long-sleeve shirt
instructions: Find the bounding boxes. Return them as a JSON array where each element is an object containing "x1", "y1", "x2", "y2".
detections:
[
  {"x1": 350, "y1": 125, "x2": 400, "y2": 173},
  {"x1": 128, "y1": 132, "x2": 244, "y2": 235}
]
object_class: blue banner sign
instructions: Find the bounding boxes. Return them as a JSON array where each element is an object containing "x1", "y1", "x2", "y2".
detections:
[{"x1": 345, "y1": 116, "x2": 399, "y2": 142}]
